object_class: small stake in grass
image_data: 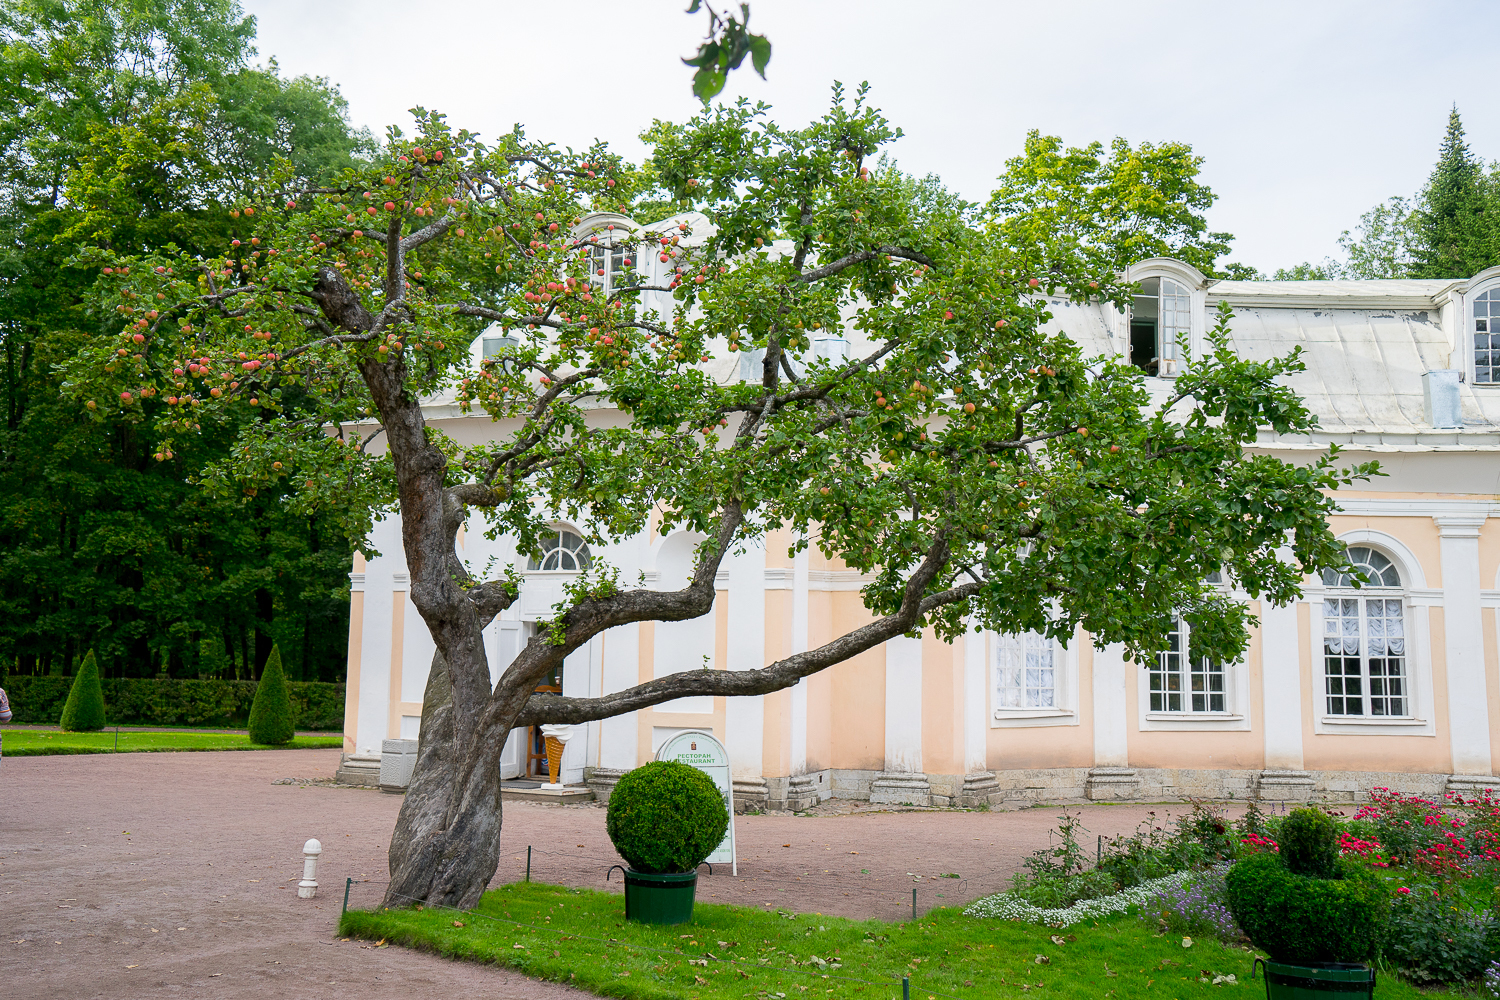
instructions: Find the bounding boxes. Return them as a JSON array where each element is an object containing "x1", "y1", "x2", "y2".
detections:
[
  {"x1": 526, "y1": 845, "x2": 532, "y2": 882},
  {"x1": 911, "y1": 887, "x2": 917, "y2": 921},
  {"x1": 343, "y1": 877, "x2": 352, "y2": 915},
  {"x1": 903, "y1": 975, "x2": 910, "y2": 1000},
  {"x1": 299, "y1": 839, "x2": 322, "y2": 898}
]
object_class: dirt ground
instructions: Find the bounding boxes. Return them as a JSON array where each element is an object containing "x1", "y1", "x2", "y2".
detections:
[{"x1": 2, "y1": 748, "x2": 1197, "y2": 1000}]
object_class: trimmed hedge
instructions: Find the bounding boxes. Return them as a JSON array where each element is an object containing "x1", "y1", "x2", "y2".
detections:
[
  {"x1": 606, "y1": 760, "x2": 729, "y2": 874},
  {"x1": 3, "y1": 676, "x2": 344, "y2": 731}
]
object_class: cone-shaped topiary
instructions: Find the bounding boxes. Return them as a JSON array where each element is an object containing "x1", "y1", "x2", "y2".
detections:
[
  {"x1": 247, "y1": 646, "x2": 295, "y2": 745},
  {"x1": 607, "y1": 760, "x2": 729, "y2": 874},
  {"x1": 58, "y1": 650, "x2": 106, "y2": 732}
]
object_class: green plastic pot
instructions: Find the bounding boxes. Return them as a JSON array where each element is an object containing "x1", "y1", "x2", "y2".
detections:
[
  {"x1": 622, "y1": 869, "x2": 698, "y2": 925},
  {"x1": 1256, "y1": 960, "x2": 1375, "y2": 999}
]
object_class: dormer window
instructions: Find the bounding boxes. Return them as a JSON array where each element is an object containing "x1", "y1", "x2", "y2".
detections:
[
  {"x1": 1473, "y1": 287, "x2": 1499, "y2": 384},
  {"x1": 527, "y1": 529, "x2": 591, "y2": 571},
  {"x1": 587, "y1": 239, "x2": 638, "y2": 297},
  {"x1": 1130, "y1": 276, "x2": 1192, "y2": 376}
]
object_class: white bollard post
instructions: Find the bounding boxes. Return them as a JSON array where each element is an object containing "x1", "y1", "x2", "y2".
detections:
[{"x1": 298, "y1": 838, "x2": 322, "y2": 899}]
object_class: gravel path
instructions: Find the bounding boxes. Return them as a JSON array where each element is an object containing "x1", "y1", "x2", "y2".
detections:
[{"x1": 3, "y1": 748, "x2": 1191, "y2": 999}]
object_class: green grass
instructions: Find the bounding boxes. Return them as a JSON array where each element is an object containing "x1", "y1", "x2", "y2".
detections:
[
  {"x1": 2, "y1": 729, "x2": 343, "y2": 755},
  {"x1": 340, "y1": 881, "x2": 1459, "y2": 999}
]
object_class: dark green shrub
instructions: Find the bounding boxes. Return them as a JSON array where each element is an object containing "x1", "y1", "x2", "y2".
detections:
[
  {"x1": 1383, "y1": 885, "x2": 1497, "y2": 983},
  {"x1": 1225, "y1": 852, "x2": 1389, "y2": 963},
  {"x1": 246, "y1": 647, "x2": 295, "y2": 745},
  {"x1": 606, "y1": 761, "x2": 729, "y2": 874},
  {"x1": 1280, "y1": 807, "x2": 1339, "y2": 877},
  {"x1": 3, "y1": 676, "x2": 344, "y2": 729},
  {"x1": 58, "y1": 651, "x2": 106, "y2": 732}
]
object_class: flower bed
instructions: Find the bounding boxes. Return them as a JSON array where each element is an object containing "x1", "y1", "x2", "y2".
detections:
[
  {"x1": 970, "y1": 789, "x2": 1500, "y2": 990},
  {"x1": 965, "y1": 867, "x2": 1198, "y2": 926}
]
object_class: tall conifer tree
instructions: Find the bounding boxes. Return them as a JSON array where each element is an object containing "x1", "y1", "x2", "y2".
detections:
[{"x1": 1413, "y1": 107, "x2": 1494, "y2": 278}]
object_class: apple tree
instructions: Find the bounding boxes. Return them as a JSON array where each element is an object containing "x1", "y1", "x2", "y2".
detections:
[{"x1": 62, "y1": 87, "x2": 1372, "y2": 908}]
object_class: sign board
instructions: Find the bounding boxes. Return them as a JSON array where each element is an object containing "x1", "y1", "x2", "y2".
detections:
[{"x1": 655, "y1": 729, "x2": 736, "y2": 875}]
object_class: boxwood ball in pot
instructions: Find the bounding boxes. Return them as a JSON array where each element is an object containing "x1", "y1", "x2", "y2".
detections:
[{"x1": 607, "y1": 760, "x2": 729, "y2": 874}]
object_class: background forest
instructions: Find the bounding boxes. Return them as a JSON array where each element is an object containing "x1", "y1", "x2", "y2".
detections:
[{"x1": 0, "y1": 0, "x2": 369, "y2": 682}]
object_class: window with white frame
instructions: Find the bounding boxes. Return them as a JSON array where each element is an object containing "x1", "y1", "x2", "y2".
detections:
[
  {"x1": 586, "y1": 237, "x2": 640, "y2": 297},
  {"x1": 1474, "y1": 287, "x2": 1500, "y2": 384},
  {"x1": 1129, "y1": 276, "x2": 1192, "y2": 376},
  {"x1": 1148, "y1": 618, "x2": 1226, "y2": 713},
  {"x1": 994, "y1": 631, "x2": 1056, "y2": 709},
  {"x1": 1320, "y1": 546, "x2": 1408, "y2": 717},
  {"x1": 527, "y1": 529, "x2": 591, "y2": 572}
]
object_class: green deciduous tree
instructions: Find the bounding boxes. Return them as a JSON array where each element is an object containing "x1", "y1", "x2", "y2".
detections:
[
  {"x1": 58, "y1": 648, "x2": 106, "y2": 730},
  {"x1": 0, "y1": 0, "x2": 368, "y2": 678},
  {"x1": 247, "y1": 644, "x2": 294, "y2": 744},
  {"x1": 63, "y1": 84, "x2": 1372, "y2": 909},
  {"x1": 988, "y1": 130, "x2": 1246, "y2": 280}
]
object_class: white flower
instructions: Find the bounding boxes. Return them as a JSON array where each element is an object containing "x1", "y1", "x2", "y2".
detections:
[{"x1": 963, "y1": 869, "x2": 1197, "y2": 927}]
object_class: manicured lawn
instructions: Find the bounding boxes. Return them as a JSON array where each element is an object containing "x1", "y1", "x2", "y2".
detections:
[
  {"x1": 340, "y1": 881, "x2": 1452, "y2": 999},
  {"x1": 3, "y1": 729, "x2": 343, "y2": 755}
]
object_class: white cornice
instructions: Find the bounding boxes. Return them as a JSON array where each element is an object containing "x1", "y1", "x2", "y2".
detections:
[{"x1": 1333, "y1": 498, "x2": 1500, "y2": 518}]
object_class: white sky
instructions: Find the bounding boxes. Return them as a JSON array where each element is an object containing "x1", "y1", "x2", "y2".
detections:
[{"x1": 243, "y1": 0, "x2": 1498, "y2": 274}]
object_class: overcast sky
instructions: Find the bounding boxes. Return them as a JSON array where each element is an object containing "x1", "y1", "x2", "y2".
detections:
[{"x1": 242, "y1": 0, "x2": 1497, "y2": 275}]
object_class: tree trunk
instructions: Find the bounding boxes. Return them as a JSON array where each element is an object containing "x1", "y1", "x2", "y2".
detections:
[{"x1": 383, "y1": 651, "x2": 506, "y2": 909}]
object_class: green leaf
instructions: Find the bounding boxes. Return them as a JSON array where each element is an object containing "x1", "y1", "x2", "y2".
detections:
[
  {"x1": 682, "y1": 40, "x2": 720, "y2": 69},
  {"x1": 692, "y1": 67, "x2": 728, "y2": 100},
  {"x1": 748, "y1": 34, "x2": 771, "y2": 77}
]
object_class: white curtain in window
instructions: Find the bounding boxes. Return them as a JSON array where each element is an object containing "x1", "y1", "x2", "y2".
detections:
[{"x1": 995, "y1": 632, "x2": 1055, "y2": 709}]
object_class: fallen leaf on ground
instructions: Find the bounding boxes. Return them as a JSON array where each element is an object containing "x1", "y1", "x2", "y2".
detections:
[
  {"x1": 1050, "y1": 935, "x2": 1066, "y2": 946},
  {"x1": 452, "y1": 921, "x2": 464, "y2": 928},
  {"x1": 1034, "y1": 955, "x2": 1049, "y2": 965},
  {"x1": 125, "y1": 965, "x2": 139, "y2": 969}
]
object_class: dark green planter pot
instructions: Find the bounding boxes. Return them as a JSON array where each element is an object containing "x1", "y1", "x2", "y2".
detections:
[
  {"x1": 623, "y1": 869, "x2": 698, "y2": 925},
  {"x1": 1258, "y1": 960, "x2": 1375, "y2": 999}
]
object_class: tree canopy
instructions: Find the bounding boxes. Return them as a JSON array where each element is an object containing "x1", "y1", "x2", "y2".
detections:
[
  {"x1": 61, "y1": 81, "x2": 1370, "y2": 907},
  {"x1": 0, "y1": 0, "x2": 368, "y2": 678},
  {"x1": 988, "y1": 130, "x2": 1250, "y2": 280}
]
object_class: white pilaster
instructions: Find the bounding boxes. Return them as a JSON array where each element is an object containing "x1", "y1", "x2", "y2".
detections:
[
  {"x1": 725, "y1": 541, "x2": 766, "y2": 780},
  {"x1": 883, "y1": 634, "x2": 923, "y2": 773},
  {"x1": 1435, "y1": 515, "x2": 1492, "y2": 776},
  {"x1": 1091, "y1": 643, "x2": 1130, "y2": 766},
  {"x1": 789, "y1": 548, "x2": 809, "y2": 777},
  {"x1": 1259, "y1": 599, "x2": 1305, "y2": 770},
  {"x1": 597, "y1": 622, "x2": 639, "y2": 771},
  {"x1": 963, "y1": 628, "x2": 989, "y2": 774},
  {"x1": 869, "y1": 633, "x2": 930, "y2": 805}
]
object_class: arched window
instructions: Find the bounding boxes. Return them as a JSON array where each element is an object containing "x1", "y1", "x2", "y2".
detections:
[
  {"x1": 1320, "y1": 546, "x2": 1407, "y2": 717},
  {"x1": 1130, "y1": 276, "x2": 1192, "y2": 376},
  {"x1": 1473, "y1": 287, "x2": 1500, "y2": 384},
  {"x1": 995, "y1": 631, "x2": 1055, "y2": 709},
  {"x1": 528, "y1": 529, "x2": 591, "y2": 572}
]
